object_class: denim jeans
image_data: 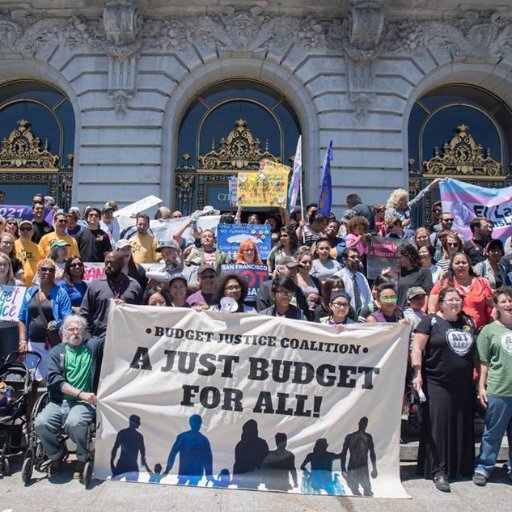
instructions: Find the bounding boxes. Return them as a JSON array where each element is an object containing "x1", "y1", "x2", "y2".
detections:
[
  {"x1": 34, "y1": 401, "x2": 95, "y2": 461},
  {"x1": 474, "y1": 395, "x2": 512, "y2": 476}
]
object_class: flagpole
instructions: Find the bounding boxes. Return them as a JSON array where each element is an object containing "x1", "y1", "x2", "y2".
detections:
[{"x1": 299, "y1": 140, "x2": 306, "y2": 244}]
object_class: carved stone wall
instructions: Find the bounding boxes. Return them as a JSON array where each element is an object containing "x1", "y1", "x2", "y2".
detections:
[{"x1": 0, "y1": 2, "x2": 511, "y2": 210}]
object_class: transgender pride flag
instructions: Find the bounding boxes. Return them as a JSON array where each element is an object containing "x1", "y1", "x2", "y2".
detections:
[{"x1": 439, "y1": 178, "x2": 512, "y2": 240}]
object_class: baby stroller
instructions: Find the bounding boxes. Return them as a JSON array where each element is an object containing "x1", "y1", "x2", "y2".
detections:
[{"x1": 0, "y1": 351, "x2": 41, "y2": 477}]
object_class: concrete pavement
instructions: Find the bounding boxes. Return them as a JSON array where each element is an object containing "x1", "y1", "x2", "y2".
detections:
[{"x1": 1, "y1": 461, "x2": 511, "y2": 512}]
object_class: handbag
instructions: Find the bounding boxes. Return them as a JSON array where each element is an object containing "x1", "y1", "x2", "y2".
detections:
[{"x1": 34, "y1": 292, "x2": 62, "y2": 348}]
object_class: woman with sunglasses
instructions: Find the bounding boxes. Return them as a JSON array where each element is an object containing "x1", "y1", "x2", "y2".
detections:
[
  {"x1": 267, "y1": 226, "x2": 298, "y2": 274},
  {"x1": 412, "y1": 287, "x2": 476, "y2": 492},
  {"x1": 436, "y1": 231, "x2": 464, "y2": 273},
  {"x1": 0, "y1": 232, "x2": 24, "y2": 282},
  {"x1": 260, "y1": 276, "x2": 305, "y2": 319},
  {"x1": 0, "y1": 253, "x2": 22, "y2": 363},
  {"x1": 3, "y1": 217, "x2": 19, "y2": 239},
  {"x1": 18, "y1": 258, "x2": 72, "y2": 411},
  {"x1": 58, "y1": 256, "x2": 88, "y2": 313}
]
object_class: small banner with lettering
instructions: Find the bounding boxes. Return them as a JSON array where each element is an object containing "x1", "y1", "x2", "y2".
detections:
[
  {"x1": 94, "y1": 303, "x2": 409, "y2": 498},
  {"x1": 217, "y1": 224, "x2": 272, "y2": 259},
  {"x1": 220, "y1": 264, "x2": 269, "y2": 303},
  {"x1": 0, "y1": 285, "x2": 26, "y2": 322},
  {"x1": 236, "y1": 160, "x2": 289, "y2": 208},
  {"x1": 366, "y1": 237, "x2": 402, "y2": 280}
]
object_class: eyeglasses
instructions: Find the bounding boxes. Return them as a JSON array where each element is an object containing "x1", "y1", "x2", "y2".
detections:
[
  {"x1": 275, "y1": 289, "x2": 294, "y2": 297},
  {"x1": 380, "y1": 296, "x2": 398, "y2": 303},
  {"x1": 331, "y1": 302, "x2": 349, "y2": 308},
  {"x1": 40, "y1": 267, "x2": 56, "y2": 273},
  {"x1": 443, "y1": 218, "x2": 454, "y2": 223},
  {"x1": 225, "y1": 285, "x2": 241, "y2": 291},
  {"x1": 20, "y1": 226, "x2": 32, "y2": 231},
  {"x1": 447, "y1": 242, "x2": 459, "y2": 247},
  {"x1": 243, "y1": 248, "x2": 255, "y2": 253},
  {"x1": 70, "y1": 263, "x2": 84, "y2": 268},
  {"x1": 88, "y1": 213, "x2": 99, "y2": 218}
]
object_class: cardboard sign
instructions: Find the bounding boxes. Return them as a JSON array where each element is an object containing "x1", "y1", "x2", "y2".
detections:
[
  {"x1": 220, "y1": 264, "x2": 269, "y2": 303},
  {"x1": 0, "y1": 285, "x2": 26, "y2": 322},
  {"x1": 114, "y1": 195, "x2": 163, "y2": 218},
  {"x1": 366, "y1": 237, "x2": 401, "y2": 280},
  {"x1": 236, "y1": 161, "x2": 289, "y2": 207},
  {"x1": 83, "y1": 263, "x2": 106, "y2": 282},
  {"x1": 217, "y1": 224, "x2": 271, "y2": 259}
]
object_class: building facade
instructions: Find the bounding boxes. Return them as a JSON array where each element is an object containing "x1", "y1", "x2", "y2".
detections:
[{"x1": 1, "y1": 0, "x2": 511, "y2": 220}]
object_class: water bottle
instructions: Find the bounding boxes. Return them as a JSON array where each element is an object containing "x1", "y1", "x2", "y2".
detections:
[{"x1": 60, "y1": 399, "x2": 70, "y2": 423}]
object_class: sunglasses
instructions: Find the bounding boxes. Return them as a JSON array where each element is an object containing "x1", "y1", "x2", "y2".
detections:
[
  {"x1": 40, "y1": 267, "x2": 56, "y2": 273},
  {"x1": 70, "y1": 263, "x2": 84, "y2": 268},
  {"x1": 6, "y1": 221, "x2": 17, "y2": 225},
  {"x1": 56, "y1": 219, "x2": 67, "y2": 224},
  {"x1": 20, "y1": 226, "x2": 32, "y2": 231}
]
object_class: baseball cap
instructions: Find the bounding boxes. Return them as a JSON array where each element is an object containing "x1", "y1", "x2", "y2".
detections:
[
  {"x1": 115, "y1": 239, "x2": 132, "y2": 250},
  {"x1": 169, "y1": 273, "x2": 188, "y2": 286},
  {"x1": 50, "y1": 239, "x2": 70, "y2": 248},
  {"x1": 198, "y1": 264, "x2": 217, "y2": 276},
  {"x1": 407, "y1": 287, "x2": 427, "y2": 300},
  {"x1": 156, "y1": 240, "x2": 180, "y2": 252},
  {"x1": 276, "y1": 255, "x2": 299, "y2": 267},
  {"x1": 102, "y1": 201, "x2": 117, "y2": 213},
  {"x1": 19, "y1": 219, "x2": 33, "y2": 228}
]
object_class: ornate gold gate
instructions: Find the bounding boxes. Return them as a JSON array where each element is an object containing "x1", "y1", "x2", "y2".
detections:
[
  {"x1": 175, "y1": 119, "x2": 280, "y2": 214},
  {"x1": 409, "y1": 124, "x2": 510, "y2": 226},
  {"x1": 0, "y1": 120, "x2": 73, "y2": 209}
]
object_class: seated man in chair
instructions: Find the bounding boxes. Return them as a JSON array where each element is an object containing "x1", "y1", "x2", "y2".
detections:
[{"x1": 34, "y1": 314, "x2": 104, "y2": 479}]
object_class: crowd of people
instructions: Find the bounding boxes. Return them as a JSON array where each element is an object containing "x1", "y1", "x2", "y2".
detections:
[{"x1": 0, "y1": 187, "x2": 511, "y2": 492}]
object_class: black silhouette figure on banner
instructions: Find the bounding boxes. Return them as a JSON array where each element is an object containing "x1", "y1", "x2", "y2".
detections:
[
  {"x1": 148, "y1": 463, "x2": 164, "y2": 484},
  {"x1": 164, "y1": 414, "x2": 214, "y2": 486},
  {"x1": 340, "y1": 417, "x2": 378, "y2": 496},
  {"x1": 300, "y1": 438, "x2": 345, "y2": 495},
  {"x1": 233, "y1": 419, "x2": 269, "y2": 489},
  {"x1": 213, "y1": 468, "x2": 232, "y2": 488},
  {"x1": 110, "y1": 414, "x2": 150, "y2": 480},
  {"x1": 261, "y1": 432, "x2": 298, "y2": 491}
]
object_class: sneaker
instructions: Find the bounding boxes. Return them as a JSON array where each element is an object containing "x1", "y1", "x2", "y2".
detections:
[
  {"x1": 472, "y1": 472, "x2": 487, "y2": 486},
  {"x1": 73, "y1": 460, "x2": 85, "y2": 480},
  {"x1": 433, "y1": 474, "x2": 451, "y2": 492}
]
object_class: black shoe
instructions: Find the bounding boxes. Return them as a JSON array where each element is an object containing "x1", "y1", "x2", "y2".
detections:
[
  {"x1": 472, "y1": 472, "x2": 487, "y2": 486},
  {"x1": 433, "y1": 474, "x2": 451, "y2": 492}
]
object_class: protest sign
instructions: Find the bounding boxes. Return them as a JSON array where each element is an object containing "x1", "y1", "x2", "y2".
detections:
[
  {"x1": 366, "y1": 237, "x2": 401, "y2": 280},
  {"x1": 0, "y1": 285, "x2": 25, "y2": 322},
  {"x1": 220, "y1": 264, "x2": 269, "y2": 303},
  {"x1": 440, "y1": 178, "x2": 512, "y2": 240},
  {"x1": 0, "y1": 204, "x2": 54, "y2": 223},
  {"x1": 83, "y1": 263, "x2": 105, "y2": 282},
  {"x1": 217, "y1": 224, "x2": 271, "y2": 259},
  {"x1": 114, "y1": 195, "x2": 162, "y2": 218},
  {"x1": 237, "y1": 161, "x2": 289, "y2": 207},
  {"x1": 94, "y1": 303, "x2": 409, "y2": 498}
]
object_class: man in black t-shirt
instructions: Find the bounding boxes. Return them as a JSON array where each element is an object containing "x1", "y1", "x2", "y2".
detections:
[
  {"x1": 31, "y1": 200, "x2": 54, "y2": 244},
  {"x1": 76, "y1": 207, "x2": 112, "y2": 262}
]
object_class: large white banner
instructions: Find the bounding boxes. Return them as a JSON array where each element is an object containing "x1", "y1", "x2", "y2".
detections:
[{"x1": 95, "y1": 303, "x2": 410, "y2": 498}]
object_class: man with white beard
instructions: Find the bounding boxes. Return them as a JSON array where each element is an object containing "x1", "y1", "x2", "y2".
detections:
[{"x1": 34, "y1": 315, "x2": 105, "y2": 480}]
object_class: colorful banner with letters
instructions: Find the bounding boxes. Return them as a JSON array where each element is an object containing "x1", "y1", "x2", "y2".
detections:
[
  {"x1": 440, "y1": 178, "x2": 512, "y2": 240},
  {"x1": 94, "y1": 303, "x2": 409, "y2": 498}
]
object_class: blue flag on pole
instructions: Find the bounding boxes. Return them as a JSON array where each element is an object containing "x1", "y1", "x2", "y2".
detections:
[
  {"x1": 287, "y1": 135, "x2": 302, "y2": 212},
  {"x1": 317, "y1": 140, "x2": 333, "y2": 217}
]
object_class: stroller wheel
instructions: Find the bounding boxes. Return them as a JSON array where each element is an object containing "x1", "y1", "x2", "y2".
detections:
[
  {"x1": 83, "y1": 460, "x2": 93, "y2": 488},
  {"x1": 21, "y1": 457, "x2": 33, "y2": 485},
  {"x1": 3, "y1": 458, "x2": 10, "y2": 476}
]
